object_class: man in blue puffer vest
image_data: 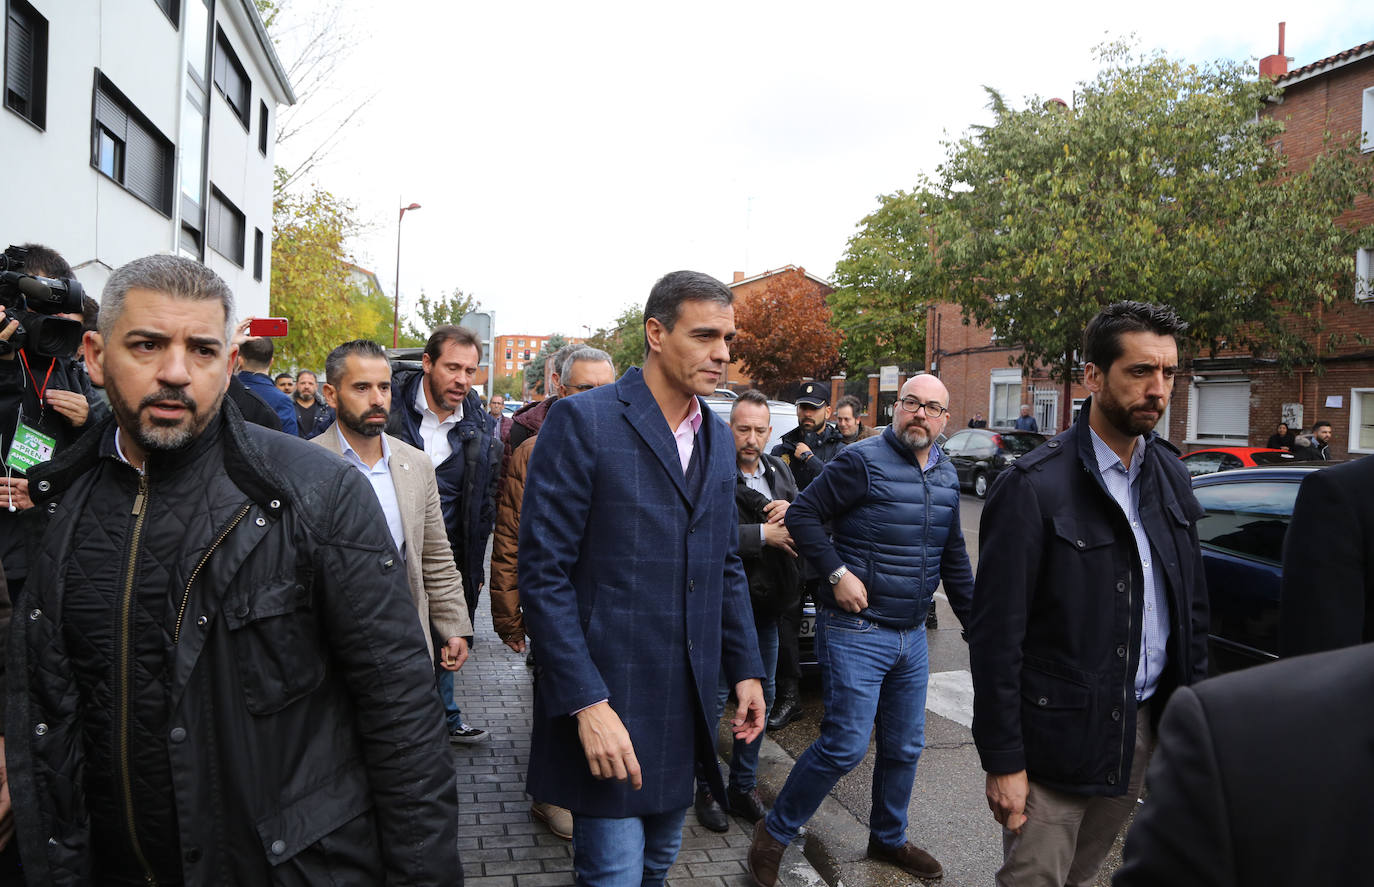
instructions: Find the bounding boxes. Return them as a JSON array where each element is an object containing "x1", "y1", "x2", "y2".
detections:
[{"x1": 747, "y1": 373, "x2": 974, "y2": 885}]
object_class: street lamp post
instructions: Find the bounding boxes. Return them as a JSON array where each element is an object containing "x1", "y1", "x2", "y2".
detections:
[{"x1": 393, "y1": 201, "x2": 422, "y2": 348}]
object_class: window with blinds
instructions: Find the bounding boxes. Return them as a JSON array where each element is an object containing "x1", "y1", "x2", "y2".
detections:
[
  {"x1": 207, "y1": 186, "x2": 245, "y2": 267},
  {"x1": 5, "y1": 0, "x2": 47, "y2": 129},
  {"x1": 1352, "y1": 390, "x2": 1374, "y2": 453},
  {"x1": 1193, "y1": 379, "x2": 1250, "y2": 443},
  {"x1": 213, "y1": 27, "x2": 250, "y2": 128},
  {"x1": 92, "y1": 72, "x2": 174, "y2": 216}
]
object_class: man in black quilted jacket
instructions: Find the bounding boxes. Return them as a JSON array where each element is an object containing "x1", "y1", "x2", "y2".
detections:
[{"x1": 4, "y1": 255, "x2": 460, "y2": 886}]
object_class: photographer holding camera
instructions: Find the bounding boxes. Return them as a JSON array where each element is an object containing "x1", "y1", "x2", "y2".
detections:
[{"x1": 1, "y1": 244, "x2": 108, "y2": 597}]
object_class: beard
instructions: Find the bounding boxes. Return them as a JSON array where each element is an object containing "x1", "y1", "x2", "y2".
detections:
[
  {"x1": 1096, "y1": 385, "x2": 1166, "y2": 438},
  {"x1": 105, "y1": 382, "x2": 220, "y2": 454},
  {"x1": 898, "y1": 421, "x2": 932, "y2": 453},
  {"x1": 339, "y1": 403, "x2": 388, "y2": 438},
  {"x1": 426, "y1": 373, "x2": 461, "y2": 412}
]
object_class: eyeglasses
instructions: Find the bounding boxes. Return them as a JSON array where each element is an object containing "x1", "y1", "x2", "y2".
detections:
[
  {"x1": 897, "y1": 396, "x2": 948, "y2": 418},
  {"x1": 564, "y1": 383, "x2": 597, "y2": 392}
]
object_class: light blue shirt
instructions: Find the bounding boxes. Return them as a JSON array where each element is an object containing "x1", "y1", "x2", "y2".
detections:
[
  {"x1": 336, "y1": 426, "x2": 405, "y2": 556},
  {"x1": 1088, "y1": 428, "x2": 1169, "y2": 702},
  {"x1": 740, "y1": 461, "x2": 775, "y2": 544}
]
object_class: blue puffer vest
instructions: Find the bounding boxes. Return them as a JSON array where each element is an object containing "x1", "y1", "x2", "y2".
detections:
[{"x1": 816, "y1": 427, "x2": 963, "y2": 628}]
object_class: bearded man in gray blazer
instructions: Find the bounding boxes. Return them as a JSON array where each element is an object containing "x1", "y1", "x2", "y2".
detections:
[{"x1": 312, "y1": 340, "x2": 473, "y2": 673}]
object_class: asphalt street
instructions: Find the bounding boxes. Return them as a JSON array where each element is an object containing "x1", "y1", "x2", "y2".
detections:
[{"x1": 759, "y1": 493, "x2": 1130, "y2": 887}]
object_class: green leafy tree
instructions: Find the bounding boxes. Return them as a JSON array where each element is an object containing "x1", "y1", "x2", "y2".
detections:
[
  {"x1": 587, "y1": 304, "x2": 644, "y2": 377},
  {"x1": 403, "y1": 287, "x2": 481, "y2": 344},
  {"x1": 523, "y1": 335, "x2": 569, "y2": 396},
  {"x1": 831, "y1": 188, "x2": 942, "y2": 370},
  {"x1": 269, "y1": 178, "x2": 377, "y2": 369},
  {"x1": 936, "y1": 42, "x2": 1374, "y2": 426},
  {"x1": 491, "y1": 374, "x2": 523, "y2": 400}
]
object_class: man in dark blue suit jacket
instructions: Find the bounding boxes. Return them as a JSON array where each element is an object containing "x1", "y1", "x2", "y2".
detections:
[{"x1": 520, "y1": 271, "x2": 766, "y2": 886}]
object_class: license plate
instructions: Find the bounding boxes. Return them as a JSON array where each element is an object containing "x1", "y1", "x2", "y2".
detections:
[{"x1": 799, "y1": 616, "x2": 816, "y2": 638}]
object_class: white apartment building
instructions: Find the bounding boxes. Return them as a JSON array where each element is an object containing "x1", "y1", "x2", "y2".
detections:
[{"x1": 3, "y1": 0, "x2": 294, "y2": 316}]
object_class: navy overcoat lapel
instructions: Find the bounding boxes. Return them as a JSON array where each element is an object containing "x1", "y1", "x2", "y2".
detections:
[{"x1": 617, "y1": 368, "x2": 698, "y2": 507}]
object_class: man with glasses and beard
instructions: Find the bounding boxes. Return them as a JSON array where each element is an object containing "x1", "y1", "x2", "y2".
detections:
[
  {"x1": 969, "y1": 301, "x2": 1208, "y2": 887},
  {"x1": 748, "y1": 374, "x2": 974, "y2": 886}
]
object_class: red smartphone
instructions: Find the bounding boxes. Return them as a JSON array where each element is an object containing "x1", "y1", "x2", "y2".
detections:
[{"x1": 248, "y1": 317, "x2": 289, "y2": 337}]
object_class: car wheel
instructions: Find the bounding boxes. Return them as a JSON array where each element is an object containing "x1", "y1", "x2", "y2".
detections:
[{"x1": 973, "y1": 471, "x2": 989, "y2": 499}]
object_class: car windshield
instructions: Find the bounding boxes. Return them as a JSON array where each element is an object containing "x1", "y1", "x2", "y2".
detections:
[
  {"x1": 999, "y1": 433, "x2": 1043, "y2": 455},
  {"x1": 1250, "y1": 451, "x2": 1299, "y2": 465}
]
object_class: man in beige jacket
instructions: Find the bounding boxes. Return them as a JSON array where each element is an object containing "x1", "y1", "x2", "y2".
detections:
[{"x1": 312, "y1": 340, "x2": 473, "y2": 682}]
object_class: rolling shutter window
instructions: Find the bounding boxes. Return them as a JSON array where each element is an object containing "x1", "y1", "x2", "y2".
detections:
[
  {"x1": 1195, "y1": 380, "x2": 1250, "y2": 443},
  {"x1": 208, "y1": 187, "x2": 245, "y2": 267},
  {"x1": 6, "y1": 1, "x2": 46, "y2": 127},
  {"x1": 92, "y1": 73, "x2": 174, "y2": 215}
]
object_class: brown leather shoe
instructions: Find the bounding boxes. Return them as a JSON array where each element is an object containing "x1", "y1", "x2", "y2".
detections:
[
  {"x1": 866, "y1": 837, "x2": 943, "y2": 880},
  {"x1": 747, "y1": 819, "x2": 787, "y2": 887}
]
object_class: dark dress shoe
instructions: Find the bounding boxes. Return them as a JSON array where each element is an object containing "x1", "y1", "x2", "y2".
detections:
[
  {"x1": 866, "y1": 837, "x2": 943, "y2": 880},
  {"x1": 748, "y1": 819, "x2": 786, "y2": 887},
  {"x1": 766, "y1": 686, "x2": 801, "y2": 731},
  {"x1": 727, "y1": 787, "x2": 768, "y2": 823},
  {"x1": 694, "y1": 786, "x2": 730, "y2": 833}
]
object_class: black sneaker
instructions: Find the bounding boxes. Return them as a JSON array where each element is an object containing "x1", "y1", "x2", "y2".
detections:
[{"x1": 448, "y1": 723, "x2": 490, "y2": 745}]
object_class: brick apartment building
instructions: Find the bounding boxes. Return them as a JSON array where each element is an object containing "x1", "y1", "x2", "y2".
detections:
[
  {"x1": 928, "y1": 33, "x2": 1374, "y2": 453},
  {"x1": 492, "y1": 333, "x2": 585, "y2": 396}
]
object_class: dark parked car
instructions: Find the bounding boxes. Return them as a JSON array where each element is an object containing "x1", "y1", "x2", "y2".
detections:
[
  {"x1": 1191, "y1": 463, "x2": 1336, "y2": 675},
  {"x1": 941, "y1": 428, "x2": 1048, "y2": 498}
]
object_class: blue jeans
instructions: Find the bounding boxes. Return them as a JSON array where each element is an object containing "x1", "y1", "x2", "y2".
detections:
[
  {"x1": 436, "y1": 661, "x2": 462, "y2": 730},
  {"x1": 710, "y1": 615, "x2": 778, "y2": 793},
  {"x1": 572, "y1": 808, "x2": 687, "y2": 886},
  {"x1": 765, "y1": 608, "x2": 929, "y2": 848}
]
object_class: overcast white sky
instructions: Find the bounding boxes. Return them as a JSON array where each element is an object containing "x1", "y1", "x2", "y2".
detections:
[{"x1": 272, "y1": 1, "x2": 1374, "y2": 339}]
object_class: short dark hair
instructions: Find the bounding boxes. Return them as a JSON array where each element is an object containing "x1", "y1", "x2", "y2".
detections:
[
  {"x1": 80, "y1": 294, "x2": 100, "y2": 333},
  {"x1": 1312, "y1": 420, "x2": 1333, "y2": 432},
  {"x1": 100, "y1": 255, "x2": 234, "y2": 341},
  {"x1": 325, "y1": 339, "x2": 388, "y2": 386},
  {"x1": 424, "y1": 325, "x2": 481, "y2": 363},
  {"x1": 1082, "y1": 301, "x2": 1187, "y2": 371},
  {"x1": 835, "y1": 394, "x2": 863, "y2": 415},
  {"x1": 18, "y1": 243, "x2": 73, "y2": 280},
  {"x1": 296, "y1": 370, "x2": 317, "y2": 382},
  {"x1": 730, "y1": 388, "x2": 770, "y2": 420},
  {"x1": 274, "y1": 372, "x2": 293, "y2": 384},
  {"x1": 238, "y1": 336, "x2": 274, "y2": 369},
  {"x1": 643, "y1": 271, "x2": 733, "y2": 357}
]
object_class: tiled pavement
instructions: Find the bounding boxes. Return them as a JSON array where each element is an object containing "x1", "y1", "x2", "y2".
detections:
[{"x1": 449, "y1": 592, "x2": 817, "y2": 887}]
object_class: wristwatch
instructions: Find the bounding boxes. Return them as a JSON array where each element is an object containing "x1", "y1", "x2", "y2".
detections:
[{"x1": 828, "y1": 565, "x2": 849, "y2": 586}]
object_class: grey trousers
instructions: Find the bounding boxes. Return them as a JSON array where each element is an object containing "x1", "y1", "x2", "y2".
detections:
[{"x1": 996, "y1": 699, "x2": 1156, "y2": 887}]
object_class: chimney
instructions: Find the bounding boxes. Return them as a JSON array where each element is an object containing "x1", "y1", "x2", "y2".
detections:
[
  {"x1": 1259, "y1": 22, "x2": 1289, "y2": 79},
  {"x1": 732, "y1": 271, "x2": 745, "y2": 283}
]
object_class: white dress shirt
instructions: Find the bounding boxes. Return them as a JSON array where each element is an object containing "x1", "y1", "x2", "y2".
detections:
[
  {"x1": 336, "y1": 426, "x2": 405, "y2": 556},
  {"x1": 414, "y1": 379, "x2": 462, "y2": 467}
]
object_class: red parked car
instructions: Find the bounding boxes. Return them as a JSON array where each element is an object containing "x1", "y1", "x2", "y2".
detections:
[{"x1": 1181, "y1": 447, "x2": 1301, "y2": 477}]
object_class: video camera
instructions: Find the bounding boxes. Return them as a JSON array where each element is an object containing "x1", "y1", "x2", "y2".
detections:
[{"x1": 0, "y1": 245, "x2": 85, "y2": 358}]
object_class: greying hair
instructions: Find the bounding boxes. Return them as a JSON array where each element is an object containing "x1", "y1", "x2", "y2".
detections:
[
  {"x1": 730, "y1": 388, "x2": 770, "y2": 420},
  {"x1": 561, "y1": 345, "x2": 615, "y2": 377},
  {"x1": 325, "y1": 339, "x2": 388, "y2": 386},
  {"x1": 549, "y1": 343, "x2": 582, "y2": 381},
  {"x1": 643, "y1": 270, "x2": 733, "y2": 357},
  {"x1": 100, "y1": 255, "x2": 235, "y2": 341}
]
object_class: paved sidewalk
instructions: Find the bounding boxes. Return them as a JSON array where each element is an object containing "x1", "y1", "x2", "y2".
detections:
[{"x1": 450, "y1": 593, "x2": 821, "y2": 886}]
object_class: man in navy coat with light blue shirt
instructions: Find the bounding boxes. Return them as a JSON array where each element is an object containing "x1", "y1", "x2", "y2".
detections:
[{"x1": 519, "y1": 271, "x2": 766, "y2": 886}]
